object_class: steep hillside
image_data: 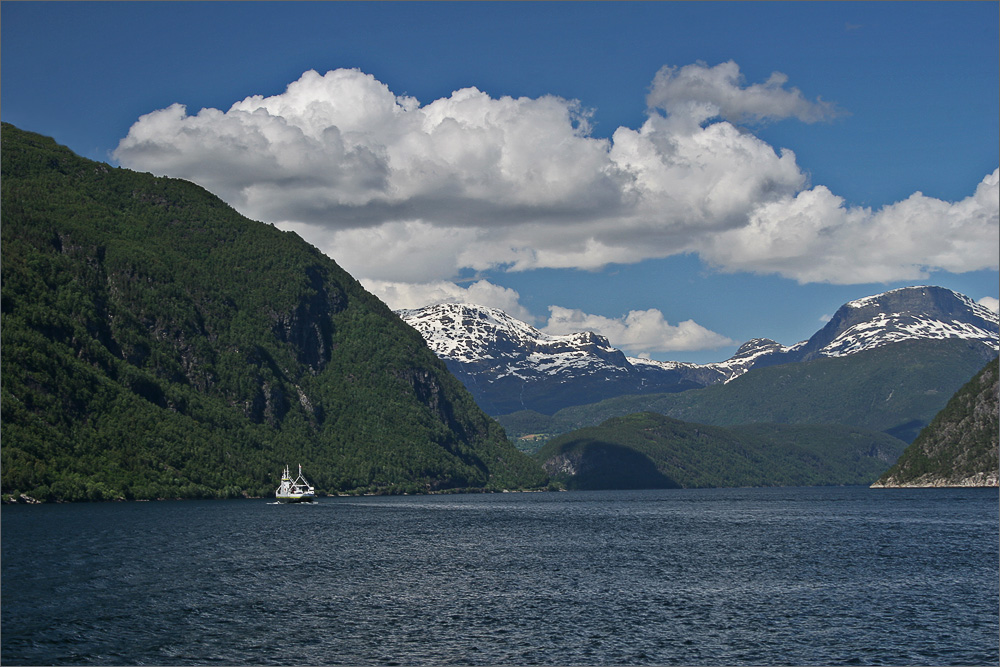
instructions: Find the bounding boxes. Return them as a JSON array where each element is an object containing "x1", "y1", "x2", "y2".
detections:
[
  {"x1": 536, "y1": 412, "x2": 907, "y2": 489},
  {"x1": 502, "y1": 339, "x2": 997, "y2": 443},
  {"x1": 873, "y1": 358, "x2": 999, "y2": 488},
  {"x1": 0, "y1": 123, "x2": 546, "y2": 502}
]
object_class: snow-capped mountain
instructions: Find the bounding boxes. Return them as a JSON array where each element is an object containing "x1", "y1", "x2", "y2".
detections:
[
  {"x1": 398, "y1": 303, "x2": 710, "y2": 414},
  {"x1": 398, "y1": 303, "x2": 632, "y2": 380},
  {"x1": 631, "y1": 337, "x2": 788, "y2": 384},
  {"x1": 399, "y1": 287, "x2": 998, "y2": 416},
  {"x1": 801, "y1": 286, "x2": 998, "y2": 359},
  {"x1": 625, "y1": 286, "x2": 998, "y2": 376}
]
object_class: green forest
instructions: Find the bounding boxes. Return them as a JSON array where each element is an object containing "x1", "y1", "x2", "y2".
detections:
[
  {"x1": 501, "y1": 338, "x2": 997, "y2": 444},
  {"x1": 535, "y1": 412, "x2": 908, "y2": 490},
  {"x1": 1, "y1": 123, "x2": 547, "y2": 502},
  {"x1": 874, "y1": 357, "x2": 998, "y2": 486}
]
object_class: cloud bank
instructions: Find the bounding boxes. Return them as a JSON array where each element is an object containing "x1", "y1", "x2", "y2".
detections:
[
  {"x1": 543, "y1": 306, "x2": 736, "y2": 354},
  {"x1": 114, "y1": 61, "x2": 999, "y2": 352}
]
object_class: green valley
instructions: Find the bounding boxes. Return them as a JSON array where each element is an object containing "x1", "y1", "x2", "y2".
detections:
[{"x1": 873, "y1": 358, "x2": 999, "y2": 487}]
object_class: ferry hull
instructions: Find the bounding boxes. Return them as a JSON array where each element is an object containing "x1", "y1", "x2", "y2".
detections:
[{"x1": 276, "y1": 494, "x2": 316, "y2": 503}]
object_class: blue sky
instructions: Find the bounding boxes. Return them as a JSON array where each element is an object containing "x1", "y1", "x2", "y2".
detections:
[{"x1": 3, "y1": 1, "x2": 998, "y2": 363}]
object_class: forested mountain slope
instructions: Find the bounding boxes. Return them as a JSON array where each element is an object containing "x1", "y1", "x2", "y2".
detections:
[
  {"x1": 872, "y1": 358, "x2": 999, "y2": 488},
  {"x1": 1, "y1": 123, "x2": 546, "y2": 502},
  {"x1": 535, "y1": 412, "x2": 907, "y2": 490},
  {"x1": 501, "y1": 339, "x2": 997, "y2": 444}
]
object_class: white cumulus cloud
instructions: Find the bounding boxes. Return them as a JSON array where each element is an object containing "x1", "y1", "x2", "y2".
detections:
[
  {"x1": 542, "y1": 306, "x2": 736, "y2": 354},
  {"x1": 113, "y1": 63, "x2": 999, "y2": 294},
  {"x1": 697, "y1": 170, "x2": 1000, "y2": 284},
  {"x1": 979, "y1": 296, "x2": 1000, "y2": 315},
  {"x1": 646, "y1": 60, "x2": 842, "y2": 124},
  {"x1": 362, "y1": 278, "x2": 534, "y2": 322},
  {"x1": 115, "y1": 69, "x2": 620, "y2": 230}
]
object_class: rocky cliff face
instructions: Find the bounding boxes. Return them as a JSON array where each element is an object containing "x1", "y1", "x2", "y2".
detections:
[{"x1": 872, "y1": 357, "x2": 999, "y2": 488}]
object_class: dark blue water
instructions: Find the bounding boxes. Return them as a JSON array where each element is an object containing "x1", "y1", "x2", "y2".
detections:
[{"x1": 2, "y1": 487, "x2": 997, "y2": 666}]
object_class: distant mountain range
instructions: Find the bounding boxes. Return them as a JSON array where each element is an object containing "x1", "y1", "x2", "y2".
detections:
[
  {"x1": 514, "y1": 338, "x2": 995, "y2": 447},
  {"x1": 398, "y1": 303, "x2": 694, "y2": 415},
  {"x1": 399, "y1": 287, "x2": 999, "y2": 417}
]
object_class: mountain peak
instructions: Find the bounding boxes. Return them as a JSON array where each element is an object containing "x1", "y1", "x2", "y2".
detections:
[
  {"x1": 807, "y1": 286, "x2": 998, "y2": 359},
  {"x1": 399, "y1": 302, "x2": 619, "y2": 365},
  {"x1": 735, "y1": 338, "x2": 785, "y2": 357},
  {"x1": 846, "y1": 286, "x2": 986, "y2": 315},
  {"x1": 399, "y1": 302, "x2": 670, "y2": 414}
]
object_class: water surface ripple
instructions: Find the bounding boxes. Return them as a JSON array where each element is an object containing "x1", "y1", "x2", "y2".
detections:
[{"x1": 2, "y1": 487, "x2": 997, "y2": 665}]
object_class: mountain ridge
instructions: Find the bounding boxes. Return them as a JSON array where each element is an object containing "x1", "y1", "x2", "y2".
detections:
[
  {"x1": 501, "y1": 338, "x2": 997, "y2": 446},
  {"x1": 399, "y1": 287, "x2": 998, "y2": 417},
  {"x1": 399, "y1": 302, "x2": 708, "y2": 415}
]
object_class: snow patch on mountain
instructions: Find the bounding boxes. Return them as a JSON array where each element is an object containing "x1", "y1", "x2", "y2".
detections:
[
  {"x1": 628, "y1": 338, "x2": 790, "y2": 383},
  {"x1": 399, "y1": 303, "x2": 632, "y2": 382},
  {"x1": 822, "y1": 286, "x2": 998, "y2": 357},
  {"x1": 822, "y1": 312, "x2": 996, "y2": 357}
]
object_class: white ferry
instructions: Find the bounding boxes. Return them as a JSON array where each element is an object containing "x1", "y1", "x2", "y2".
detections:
[{"x1": 275, "y1": 464, "x2": 316, "y2": 503}]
